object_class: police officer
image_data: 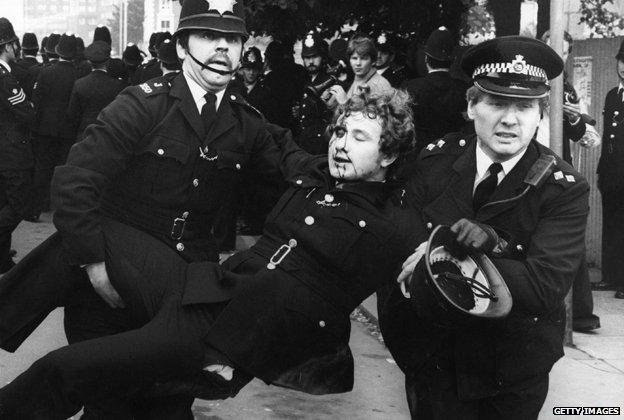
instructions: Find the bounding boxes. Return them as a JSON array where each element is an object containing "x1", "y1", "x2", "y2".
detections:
[
  {"x1": 136, "y1": 31, "x2": 172, "y2": 83},
  {"x1": 157, "y1": 37, "x2": 181, "y2": 75},
  {"x1": 294, "y1": 31, "x2": 333, "y2": 155},
  {"x1": 597, "y1": 39, "x2": 624, "y2": 299},
  {"x1": 374, "y1": 30, "x2": 407, "y2": 88},
  {"x1": 122, "y1": 42, "x2": 145, "y2": 85},
  {"x1": 17, "y1": 33, "x2": 38, "y2": 70},
  {"x1": 0, "y1": 18, "x2": 35, "y2": 272},
  {"x1": 401, "y1": 26, "x2": 470, "y2": 151},
  {"x1": 12, "y1": 0, "x2": 284, "y2": 417},
  {"x1": 31, "y1": 32, "x2": 78, "y2": 220},
  {"x1": 73, "y1": 36, "x2": 92, "y2": 78},
  {"x1": 378, "y1": 36, "x2": 590, "y2": 419},
  {"x1": 67, "y1": 41, "x2": 126, "y2": 141}
]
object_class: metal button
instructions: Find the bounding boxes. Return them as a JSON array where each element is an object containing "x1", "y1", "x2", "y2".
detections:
[
  {"x1": 459, "y1": 139, "x2": 466, "y2": 147},
  {"x1": 317, "y1": 133, "x2": 321, "y2": 137},
  {"x1": 615, "y1": 111, "x2": 619, "y2": 116},
  {"x1": 182, "y1": 211, "x2": 189, "y2": 218},
  {"x1": 157, "y1": 148, "x2": 164, "y2": 155},
  {"x1": 324, "y1": 194, "x2": 334, "y2": 203},
  {"x1": 192, "y1": 179, "x2": 199, "y2": 187},
  {"x1": 516, "y1": 244, "x2": 524, "y2": 252},
  {"x1": 303, "y1": 93, "x2": 308, "y2": 99},
  {"x1": 235, "y1": 163, "x2": 241, "y2": 170},
  {"x1": 288, "y1": 239, "x2": 298, "y2": 247},
  {"x1": 302, "y1": 104, "x2": 306, "y2": 108},
  {"x1": 358, "y1": 220, "x2": 366, "y2": 228},
  {"x1": 296, "y1": 179, "x2": 303, "y2": 185},
  {"x1": 305, "y1": 216, "x2": 315, "y2": 225},
  {"x1": 301, "y1": 115, "x2": 305, "y2": 119},
  {"x1": 613, "y1": 122, "x2": 618, "y2": 127},
  {"x1": 230, "y1": 94, "x2": 236, "y2": 100},
  {"x1": 426, "y1": 222, "x2": 433, "y2": 230},
  {"x1": 319, "y1": 320, "x2": 326, "y2": 327},
  {"x1": 533, "y1": 317, "x2": 539, "y2": 322},
  {"x1": 176, "y1": 243, "x2": 185, "y2": 252},
  {"x1": 611, "y1": 134, "x2": 616, "y2": 138}
]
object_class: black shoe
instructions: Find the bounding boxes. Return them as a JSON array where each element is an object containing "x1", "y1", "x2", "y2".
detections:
[
  {"x1": 591, "y1": 281, "x2": 615, "y2": 291},
  {"x1": 573, "y1": 314, "x2": 601, "y2": 332},
  {"x1": 615, "y1": 289, "x2": 624, "y2": 299},
  {"x1": 0, "y1": 259, "x2": 15, "y2": 274}
]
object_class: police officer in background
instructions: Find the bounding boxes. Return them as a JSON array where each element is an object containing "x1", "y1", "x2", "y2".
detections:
[
  {"x1": 136, "y1": 32, "x2": 173, "y2": 84},
  {"x1": 379, "y1": 36, "x2": 590, "y2": 419},
  {"x1": 67, "y1": 41, "x2": 125, "y2": 142},
  {"x1": 293, "y1": 32, "x2": 333, "y2": 155},
  {"x1": 374, "y1": 30, "x2": 407, "y2": 88},
  {"x1": 0, "y1": 18, "x2": 35, "y2": 272},
  {"x1": 122, "y1": 42, "x2": 145, "y2": 85},
  {"x1": 401, "y1": 26, "x2": 469, "y2": 152},
  {"x1": 597, "y1": 39, "x2": 624, "y2": 299},
  {"x1": 236, "y1": 47, "x2": 270, "y2": 114},
  {"x1": 17, "y1": 33, "x2": 38, "y2": 70},
  {"x1": 157, "y1": 37, "x2": 181, "y2": 75},
  {"x1": 73, "y1": 36, "x2": 92, "y2": 79}
]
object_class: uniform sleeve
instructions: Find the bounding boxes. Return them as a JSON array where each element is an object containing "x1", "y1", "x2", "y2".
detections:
[
  {"x1": 492, "y1": 180, "x2": 589, "y2": 315},
  {"x1": 66, "y1": 85, "x2": 82, "y2": 132},
  {"x1": 51, "y1": 87, "x2": 156, "y2": 265},
  {"x1": 0, "y1": 73, "x2": 35, "y2": 126},
  {"x1": 564, "y1": 114, "x2": 586, "y2": 142}
]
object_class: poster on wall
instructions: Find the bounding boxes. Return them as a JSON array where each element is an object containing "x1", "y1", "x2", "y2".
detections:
[{"x1": 573, "y1": 56, "x2": 593, "y2": 107}]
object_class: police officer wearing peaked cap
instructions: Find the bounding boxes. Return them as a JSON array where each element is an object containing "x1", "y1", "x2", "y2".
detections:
[
  {"x1": 373, "y1": 30, "x2": 406, "y2": 88},
  {"x1": 379, "y1": 36, "x2": 590, "y2": 419},
  {"x1": 0, "y1": 0, "x2": 290, "y2": 418},
  {"x1": 0, "y1": 17, "x2": 35, "y2": 272}
]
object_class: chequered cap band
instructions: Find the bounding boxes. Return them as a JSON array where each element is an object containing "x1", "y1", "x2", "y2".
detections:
[{"x1": 472, "y1": 54, "x2": 547, "y2": 80}]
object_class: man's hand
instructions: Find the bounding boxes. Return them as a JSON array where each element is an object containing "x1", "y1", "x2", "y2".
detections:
[
  {"x1": 450, "y1": 219, "x2": 499, "y2": 254},
  {"x1": 396, "y1": 242, "x2": 428, "y2": 298},
  {"x1": 327, "y1": 85, "x2": 348, "y2": 105},
  {"x1": 563, "y1": 101, "x2": 582, "y2": 124},
  {"x1": 84, "y1": 262, "x2": 125, "y2": 308}
]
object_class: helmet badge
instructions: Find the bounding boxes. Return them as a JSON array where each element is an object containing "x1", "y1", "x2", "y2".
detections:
[{"x1": 206, "y1": 0, "x2": 237, "y2": 16}]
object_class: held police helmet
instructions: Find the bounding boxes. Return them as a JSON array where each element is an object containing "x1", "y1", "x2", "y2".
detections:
[
  {"x1": 175, "y1": 0, "x2": 248, "y2": 39},
  {"x1": 409, "y1": 225, "x2": 512, "y2": 327}
]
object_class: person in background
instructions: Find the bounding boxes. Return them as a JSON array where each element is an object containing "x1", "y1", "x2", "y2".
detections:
[
  {"x1": 73, "y1": 37, "x2": 92, "y2": 79},
  {"x1": 122, "y1": 42, "x2": 145, "y2": 85},
  {"x1": 157, "y1": 37, "x2": 181, "y2": 75},
  {"x1": 374, "y1": 30, "x2": 407, "y2": 88},
  {"x1": 17, "y1": 33, "x2": 38, "y2": 70}
]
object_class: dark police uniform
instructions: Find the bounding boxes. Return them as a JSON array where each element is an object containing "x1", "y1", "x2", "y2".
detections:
[
  {"x1": 378, "y1": 63, "x2": 407, "y2": 88},
  {"x1": 0, "y1": 61, "x2": 35, "y2": 272},
  {"x1": 135, "y1": 57, "x2": 163, "y2": 84},
  {"x1": 67, "y1": 69, "x2": 126, "y2": 141},
  {"x1": 16, "y1": 55, "x2": 38, "y2": 70},
  {"x1": 378, "y1": 36, "x2": 590, "y2": 419},
  {"x1": 296, "y1": 71, "x2": 333, "y2": 155},
  {"x1": 0, "y1": 131, "x2": 421, "y2": 418},
  {"x1": 598, "y1": 85, "x2": 624, "y2": 294}
]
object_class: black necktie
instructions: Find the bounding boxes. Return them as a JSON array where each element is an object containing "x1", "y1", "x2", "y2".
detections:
[
  {"x1": 473, "y1": 162, "x2": 503, "y2": 211},
  {"x1": 201, "y1": 92, "x2": 217, "y2": 135}
]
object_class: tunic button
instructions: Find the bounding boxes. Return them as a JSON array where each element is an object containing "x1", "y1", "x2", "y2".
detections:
[
  {"x1": 235, "y1": 163, "x2": 241, "y2": 170},
  {"x1": 319, "y1": 320, "x2": 326, "y2": 327},
  {"x1": 182, "y1": 211, "x2": 189, "y2": 218},
  {"x1": 613, "y1": 122, "x2": 618, "y2": 127},
  {"x1": 358, "y1": 220, "x2": 366, "y2": 228},
  {"x1": 516, "y1": 244, "x2": 524, "y2": 252},
  {"x1": 192, "y1": 179, "x2": 199, "y2": 187},
  {"x1": 611, "y1": 134, "x2": 615, "y2": 138},
  {"x1": 296, "y1": 179, "x2": 303, "y2": 185},
  {"x1": 230, "y1": 94, "x2": 236, "y2": 100},
  {"x1": 176, "y1": 243, "x2": 185, "y2": 252},
  {"x1": 305, "y1": 216, "x2": 315, "y2": 225},
  {"x1": 324, "y1": 194, "x2": 334, "y2": 203},
  {"x1": 426, "y1": 222, "x2": 433, "y2": 230},
  {"x1": 615, "y1": 111, "x2": 619, "y2": 116},
  {"x1": 459, "y1": 139, "x2": 466, "y2": 147},
  {"x1": 157, "y1": 148, "x2": 164, "y2": 155},
  {"x1": 288, "y1": 239, "x2": 298, "y2": 247}
]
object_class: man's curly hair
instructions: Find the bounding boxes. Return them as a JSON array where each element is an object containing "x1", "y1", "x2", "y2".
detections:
[{"x1": 330, "y1": 89, "x2": 416, "y2": 164}]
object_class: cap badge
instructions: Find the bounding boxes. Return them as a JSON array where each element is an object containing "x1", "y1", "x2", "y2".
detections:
[
  {"x1": 304, "y1": 34, "x2": 315, "y2": 48},
  {"x1": 511, "y1": 55, "x2": 526, "y2": 73},
  {"x1": 206, "y1": 0, "x2": 237, "y2": 15},
  {"x1": 248, "y1": 52, "x2": 256, "y2": 62},
  {"x1": 377, "y1": 33, "x2": 387, "y2": 45}
]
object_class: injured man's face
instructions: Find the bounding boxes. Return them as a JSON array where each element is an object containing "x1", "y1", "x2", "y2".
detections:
[{"x1": 327, "y1": 111, "x2": 396, "y2": 183}]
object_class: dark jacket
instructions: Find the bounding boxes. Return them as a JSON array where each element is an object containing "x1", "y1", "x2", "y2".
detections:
[
  {"x1": 378, "y1": 133, "x2": 589, "y2": 400},
  {"x1": 33, "y1": 60, "x2": 78, "y2": 139},
  {"x1": 67, "y1": 70, "x2": 126, "y2": 140},
  {"x1": 562, "y1": 78, "x2": 586, "y2": 164},
  {"x1": 402, "y1": 71, "x2": 470, "y2": 150},
  {"x1": 17, "y1": 56, "x2": 38, "y2": 70},
  {"x1": 135, "y1": 58, "x2": 162, "y2": 84},
  {"x1": 295, "y1": 71, "x2": 333, "y2": 155},
  {"x1": 52, "y1": 72, "x2": 281, "y2": 266},
  {"x1": 0, "y1": 64, "x2": 35, "y2": 170},
  {"x1": 597, "y1": 86, "x2": 624, "y2": 189},
  {"x1": 378, "y1": 63, "x2": 407, "y2": 88}
]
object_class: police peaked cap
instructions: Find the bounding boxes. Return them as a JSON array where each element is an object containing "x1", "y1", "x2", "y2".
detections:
[
  {"x1": 22, "y1": 32, "x2": 39, "y2": 51},
  {"x1": 0, "y1": 18, "x2": 18, "y2": 46},
  {"x1": 56, "y1": 33, "x2": 77, "y2": 59},
  {"x1": 241, "y1": 46, "x2": 262, "y2": 69},
  {"x1": 461, "y1": 36, "x2": 563, "y2": 99},
  {"x1": 425, "y1": 26, "x2": 455, "y2": 61},
  {"x1": 93, "y1": 25, "x2": 112, "y2": 46},
  {"x1": 175, "y1": 0, "x2": 248, "y2": 39},
  {"x1": 301, "y1": 32, "x2": 328, "y2": 58},
  {"x1": 157, "y1": 38, "x2": 179, "y2": 65},
  {"x1": 374, "y1": 31, "x2": 397, "y2": 52},
  {"x1": 45, "y1": 33, "x2": 61, "y2": 55},
  {"x1": 85, "y1": 40, "x2": 111, "y2": 63},
  {"x1": 122, "y1": 43, "x2": 144, "y2": 66}
]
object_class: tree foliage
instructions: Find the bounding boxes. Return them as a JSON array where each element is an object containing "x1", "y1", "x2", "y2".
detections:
[
  {"x1": 108, "y1": 0, "x2": 145, "y2": 53},
  {"x1": 579, "y1": 0, "x2": 624, "y2": 38}
]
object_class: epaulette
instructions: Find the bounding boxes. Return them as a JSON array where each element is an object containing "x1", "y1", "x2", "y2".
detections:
[
  {"x1": 420, "y1": 133, "x2": 471, "y2": 158},
  {"x1": 0, "y1": 66, "x2": 8, "y2": 76},
  {"x1": 227, "y1": 91, "x2": 264, "y2": 118},
  {"x1": 137, "y1": 74, "x2": 175, "y2": 97}
]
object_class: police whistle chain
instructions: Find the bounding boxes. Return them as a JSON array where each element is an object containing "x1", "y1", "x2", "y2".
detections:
[{"x1": 187, "y1": 51, "x2": 237, "y2": 76}]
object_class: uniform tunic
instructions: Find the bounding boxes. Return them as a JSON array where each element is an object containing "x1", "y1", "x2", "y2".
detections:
[
  {"x1": 598, "y1": 86, "x2": 624, "y2": 290},
  {"x1": 295, "y1": 71, "x2": 333, "y2": 155}
]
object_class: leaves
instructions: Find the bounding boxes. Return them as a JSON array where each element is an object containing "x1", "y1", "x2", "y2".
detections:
[{"x1": 579, "y1": 0, "x2": 623, "y2": 38}]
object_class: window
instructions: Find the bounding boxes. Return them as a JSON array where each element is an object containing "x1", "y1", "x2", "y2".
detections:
[{"x1": 161, "y1": 20, "x2": 171, "y2": 30}]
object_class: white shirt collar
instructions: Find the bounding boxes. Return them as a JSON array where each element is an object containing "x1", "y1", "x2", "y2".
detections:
[
  {"x1": 183, "y1": 72, "x2": 225, "y2": 113},
  {"x1": 0, "y1": 59, "x2": 11, "y2": 73},
  {"x1": 474, "y1": 141, "x2": 526, "y2": 191},
  {"x1": 619, "y1": 82, "x2": 624, "y2": 101}
]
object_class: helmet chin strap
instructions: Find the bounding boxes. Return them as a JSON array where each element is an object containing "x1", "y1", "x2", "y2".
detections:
[{"x1": 187, "y1": 51, "x2": 236, "y2": 76}]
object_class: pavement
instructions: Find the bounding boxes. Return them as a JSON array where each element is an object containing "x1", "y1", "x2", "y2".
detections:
[{"x1": 3, "y1": 214, "x2": 624, "y2": 419}]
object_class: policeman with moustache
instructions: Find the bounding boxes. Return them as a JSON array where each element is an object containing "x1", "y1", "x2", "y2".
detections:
[
  {"x1": 379, "y1": 36, "x2": 590, "y2": 419},
  {"x1": 0, "y1": 18, "x2": 35, "y2": 273},
  {"x1": 0, "y1": 0, "x2": 285, "y2": 417}
]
